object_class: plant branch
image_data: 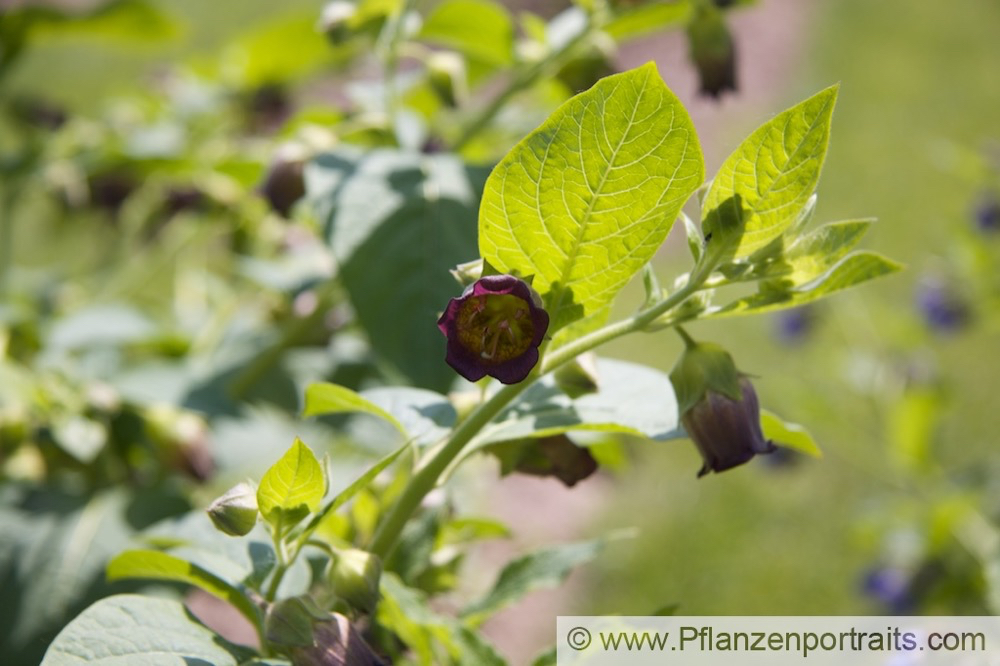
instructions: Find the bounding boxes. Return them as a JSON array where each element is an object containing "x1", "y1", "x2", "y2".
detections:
[{"x1": 369, "y1": 262, "x2": 712, "y2": 558}]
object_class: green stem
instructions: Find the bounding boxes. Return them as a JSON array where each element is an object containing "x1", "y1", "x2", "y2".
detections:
[
  {"x1": 451, "y1": 14, "x2": 600, "y2": 151},
  {"x1": 265, "y1": 518, "x2": 287, "y2": 602},
  {"x1": 379, "y1": 0, "x2": 418, "y2": 124},
  {"x1": 0, "y1": 185, "x2": 17, "y2": 298},
  {"x1": 369, "y1": 268, "x2": 710, "y2": 558}
]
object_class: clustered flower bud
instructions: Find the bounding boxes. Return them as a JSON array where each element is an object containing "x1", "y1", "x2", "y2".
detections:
[
  {"x1": 206, "y1": 482, "x2": 259, "y2": 536},
  {"x1": 437, "y1": 275, "x2": 549, "y2": 384},
  {"x1": 670, "y1": 336, "x2": 775, "y2": 477}
]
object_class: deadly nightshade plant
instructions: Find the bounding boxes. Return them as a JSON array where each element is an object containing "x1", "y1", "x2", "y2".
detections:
[{"x1": 42, "y1": 60, "x2": 902, "y2": 666}]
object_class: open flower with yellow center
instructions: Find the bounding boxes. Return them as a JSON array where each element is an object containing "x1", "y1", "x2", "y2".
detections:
[{"x1": 437, "y1": 274, "x2": 549, "y2": 384}]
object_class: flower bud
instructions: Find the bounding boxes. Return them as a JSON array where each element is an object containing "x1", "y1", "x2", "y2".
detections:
[
  {"x1": 553, "y1": 352, "x2": 600, "y2": 399},
  {"x1": 320, "y1": 1, "x2": 357, "y2": 44},
  {"x1": 686, "y1": 5, "x2": 737, "y2": 98},
  {"x1": 426, "y1": 51, "x2": 467, "y2": 108},
  {"x1": 681, "y1": 376, "x2": 776, "y2": 477},
  {"x1": 437, "y1": 275, "x2": 550, "y2": 384},
  {"x1": 206, "y1": 482, "x2": 259, "y2": 536},
  {"x1": 259, "y1": 143, "x2": 308, "y2": 218},
  {"x1": 330, "y1": 548, "x2": 382, "y2": 612},
  {"x1": 289, "y1": 612, "x2": 385, "y2": 666},
  {"x1": 670, "y1": 337, "x2": 775, "y2": 477}
]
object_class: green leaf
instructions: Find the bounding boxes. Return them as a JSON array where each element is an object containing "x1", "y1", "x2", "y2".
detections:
[
  {"x1": 106, "y1": 550, "x2": 261, "y2": 633},
  {"x1": 702, "y1": 85, "x2": 838, "y2": 258},
  {"x1": 779, "y1": 219, "x2": 873, "y2": 284},
  {"x1": 378, "y1": 573, "x2": 505, "y2": 666},
  {"x1": 304, "y1": 382, "x2": 407, "y2": 436},
  {"x1": 356, "y1": 386, "x2": 457, "y2": 446},
  {"x1": 0, "y1": 489, "x2": 137, "y2": 664},
  {"x1": 29, "y1": 0, "x2": 179, "y2": 42},
  {"x1": 419, "y1": 0, "x2": 514, "y2": 67},
  {"x1": 222, "y1": 11, "x2": 333, "y2": 86},
  {"x1": 257, "y1": 438, "x2": 326, "y2": 527},
  {"x1": 760, "y1": 409, "x2": 821, "y2": 458},
  {"x1": 470, "y1": 358, "x2": 683, "y2": 450},
  {"x1": 710, "y1": 251, "x2": 903, "y2": 317},
  {"x1": 41, "y1": 594, "x2": 253, "y2": 665},
  {"x1": 479, "y1": 62, "x2": 704, "y2": 332},
  {"x1": 461, "y1": 536, "x2": 622, "y2": 623},
  {"x1": 300, "y1": 441, "x2": 409, "y2": 535},
  {"x1": 604, "y1": 1, "x2": 692, "y2": 40},
  {"x1": 307, "y1": 148, "x2": 486, "y2": 391}
]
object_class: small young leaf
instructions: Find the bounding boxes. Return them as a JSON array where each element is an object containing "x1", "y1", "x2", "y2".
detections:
[
  {"x1": 257, "y1": 438, "x2": 326, "y2": 527},
  {"x1": 41, "y1": 595, "x2": 254, "y2": 666},
  {"x1": 760, "y1": 409, "x2": 821, "y2": 458},
  {"x1": 304, "y1": 382, "x2": 408, "y2": 437},
  {"x1": 702, "y1": 85, "x2": 838, "y2": 258},
  {"x1": 710, "y1": 251, "x2": 903, "y2": 317},
  {"x1": 106, "y1": 550, "x2": 262, "y2": 633},
  {"x1": 479, "y1": 62, "x2": 704, "y2": 332}
]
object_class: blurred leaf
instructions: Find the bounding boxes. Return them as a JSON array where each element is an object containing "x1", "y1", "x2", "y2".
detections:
[
  {"x1": 47, "y1": 304, "x2": 156, "y2": 350},
  {"x1": 257, "y1": 438, "x2": 326, "y2": 527},
  {"x1": 479, "y1": 62, "x2": 704, "y2": 332},
  {"x1": 419, "y1": 0, "x2": 514, "y2": 67},
  {"x1": 106, "y1": 550, "x2": 261, "y2": 631},
  {"x1": 470, "y1": 358, "x2": 682, "y2": 451},
  {"x1": 605, "y1": 1, "x2": 692, "y2": 40},
  {"x1": 709, "y1": 251, "x2": 903, "y2": 317},
  {"x1": 888, "y1": 388, "x2": 941, "y2": 472},
  {"x1": 378, "y1": 573, "x2": 505, "y2": 665},
  {"x1": 440, "y1": 517, "x2": 511, "y2": 545},
  {"x1": 40, "y1": 594, "x2": 253, "y2": 666},
  {"x1": 28, "y1": 0, "x2": 179, "y2": 43},
  {"x1": 304, "y1": 382, "x2": 408, "y2": 436},
  {"x1": 0, "y1": 489, "x2": 135, "y2": 664},
  {"x1": 760, "y1": 409, "x2": 821, "y2": 458},
  {"x1": 52, "y1": 415, "x2": 107, "y2": 463},
  {"x1": 307, "y1": 148, "x2": 485, "y2": 391},
  {"x1": 356, "y1": 386, "x2": 457, "y2": 446},
  {"x1": 702, "y1": 86, "x2": 838, "y2": 258},
  {"x1": 222, "y1": 12, "x2": 332, "y2": 86},
  {"x1": 461, "y1": 536, "x2": 618, "y2": 624}
]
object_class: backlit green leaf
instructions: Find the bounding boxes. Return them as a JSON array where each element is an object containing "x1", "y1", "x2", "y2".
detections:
[
  {"x1": 257, "y1": 438, "x2": 326, "y2": 527},
  {"x1": 710, "y1": 251, "x2": 902, "y2": 317},
  {"x1": 702, "y1": 86, "x2": 838, "y2": 258},
  {"x1": 479, "y1": 62, "x2": 704, "y2": 332}
]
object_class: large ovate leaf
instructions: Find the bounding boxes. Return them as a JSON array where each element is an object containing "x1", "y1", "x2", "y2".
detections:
[
  {"x1": 306, "y1": 148, "x2": 485, "y2": 391},
  {"x1": 356, "y1": 386, "x2": 457, "y2": 446},
  {"x1": 479, "y1": 62, "x2": 704, "y2": 332},
  {"x1": 710, "y1": 251, "x2": 902, "y2": 317},
  {"x1": 106, "y1": 550, "x2": 261, "y2": 632},
  {"x1": 470, "y1": 357, "x2": 682, "y2": 451},
  {"x1": 257, "y1": 438, "x2": 326, "y2": 526},
  {"x1": 702, "y1": 85, "x2": 838, "y2": 258},
  {"x1": 40, "y1": 595, "x2": 253, "y2": 666}
]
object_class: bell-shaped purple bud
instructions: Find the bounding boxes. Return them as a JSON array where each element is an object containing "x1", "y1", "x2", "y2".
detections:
[
  {"x1": 437, "y1": 275, "x2": 549, "y2": 384},
  {"x1": 686, "y1": 5, "x2": 737, "y2": 99},
  {"x1": 680, "y1": 376, "x2": 776, "y2": 477}
]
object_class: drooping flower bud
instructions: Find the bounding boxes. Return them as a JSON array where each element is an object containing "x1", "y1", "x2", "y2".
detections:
[
  {"x1": 260, "y1": 143, "x2": 307, "y2": 218},
  {"x1": 686, "y1": 4, "x2": 737, "y2": 98},
  {"x1": 289, "y1": 612, "x2": 386, "y2": 666},
  {"x1": 437, "y1": 274, "x2": 550, "y2": 384},
  {"x1": 206, "y1": 482, "x2": 259, "y2": 536},
  {"x1": 330, "y1": 548, "x2": 382, "y2": 613},
  {"x1": 426, "y1": 51, "x2": 467, "y2": 108},
  {"x1": 670, "y1": 336, "x2": 775, "y2": 477}
]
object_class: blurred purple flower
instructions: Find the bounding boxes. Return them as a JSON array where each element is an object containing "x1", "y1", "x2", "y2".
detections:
[
  {"x1": 774, "y1": 306, "x2": 816, "y2": 344},
  {"x1": 437, "y1": 275, "x2": 549, "y2": 384},
  {"x1": 973, "y1": 191, "x2": 1000, "y2": 233},
  {"x1": 863, "y1": 567, "x2": 913, "y2": 613},
  {"x1": 916, "y1": 276, "x2": 969, "y2": 332}
]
